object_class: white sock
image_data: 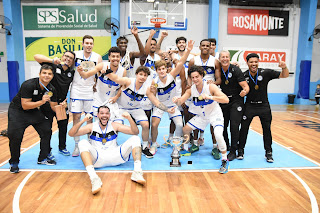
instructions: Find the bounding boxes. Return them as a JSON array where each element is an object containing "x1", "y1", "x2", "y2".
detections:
[
  {"x1": 213, "y1": 144, "x2": 218, "y2": 149},
  {"x1": 183, "y1": 143, "x2": 189, "y2": 150},
  {"x1": 74, "y1": 136, "x2": 80, "y2": 146},
  {"x1": 221, "y1": 153, "x2": 227, "y2": 160},
  {"x1": 142, "y1": 141, "x2": 148, "y2": 149},
  {"x1": 194, "y1": 140, "x2": 198, "y2": 146},
  {"x1": 86, "y1": 165, "x2": 98, "y2": 180},
  {"x1": 200, "y1": 132, "x2": 204, "y2": 139},
  {"x1": 134, "y1": 160, "x2": 142, "y2": 171},
  {"x1": 169, "y1": 133, "x2": 174, "y2": 139}
]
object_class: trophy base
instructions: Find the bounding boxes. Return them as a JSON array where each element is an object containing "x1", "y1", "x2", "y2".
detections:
[{"x1": 170, "y1": 159, "x2": 181, "y2": 167}]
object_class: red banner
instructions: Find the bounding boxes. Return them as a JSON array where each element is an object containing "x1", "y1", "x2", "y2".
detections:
[{"x1": 243, "y1": 51, "x2": 286, "y2": 63}]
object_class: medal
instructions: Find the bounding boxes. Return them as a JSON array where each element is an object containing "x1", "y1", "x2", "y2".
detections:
[
  {"x1": 198, "y1": 95, "x2": 203, "y2": 100},
  {"x1": 151, "y1": 66, "x2": 155, "y2": 70},
  {"x1": 102, "y1": 138, "x2": 107, "y2": 144},
  {"x1": 46, "y1": 91, "x2": 53, "y2": 97},
  {"x1": 154, "y1": 83, "x2": 158, "y2": 88},
  {"x1": 225, "y1": 80, "x2": 229, "y2": 85},
  {"x1": 255, "y1": 85, "x2": 259, "y2": 90}
]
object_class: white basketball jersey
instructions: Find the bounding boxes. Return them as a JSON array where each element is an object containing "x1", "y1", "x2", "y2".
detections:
[
  {"x1": 194, "y1": 55, "x2": 216, "y2": 81},
  {"x1": 89, "y1": 121, "x2": 118, "y2": 150},
  {"x1": 154, "y1": 74, "x2": 177, "y2": 106},
  {"x1": 174, "y1": 53, "x2": 194, "y2": 79},
  {"x1": 71, "y1": 51, "x2": 100, "y2": 100},
  {"x1": 93, "y1": 62, "x2": 124, "y2": 106},
  {"x1": 117, "y1": 78, "x2": 148, "y2": 109},
  {"x1": 144, "y1": 54, "x2": 161, "y2": 73},
  {"x1": 188, "y1": 81, "x2": 220, "y2": 116},
  {"x1": 120, "y1": 51, "x2": 134, "y2": 78}
]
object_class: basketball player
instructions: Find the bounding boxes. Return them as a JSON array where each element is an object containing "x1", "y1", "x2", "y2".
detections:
[
  {"x1": 172, "y1": 65, "x2": 230, "y2": 174},
  {"x1": 238, "y1": 53, "x2": 289, "y2": 162},
  {"x1": 117, "y1": 26, "x2": 145, "y2": 78},
  {"x1": 218, "y1": 50, "x2": 249, "y2": 161},
  {"x1": 70, "y1": 35, "x2": 102, "y2": 157},
  {"x1": 68, "y1": 106, "x2": 145, "y2": 195},
  {"x1": 34, "y1": 51, "x2": 76, "y2": 157},
  {"x1": 8, "y1": 64, "x2": 58, "y2": 173}
]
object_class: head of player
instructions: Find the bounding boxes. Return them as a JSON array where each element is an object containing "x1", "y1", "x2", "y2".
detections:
[
  {"x1": 199, "y1": 39, "x2": 211, "y2": 56},
  {"x1": 61, "y1": 51, "x2": 76, "y2": 68},
  {"x1": 108, "y1": 47, "x2": 121, "y2": 68},
  {"x1": 145, "y1": 37, "x2": 157, "y2": 54},
  {"x1": 188, "y1": 65, "x2": 205, "y2": 86},
  {"x1": 154, "y1": 60, "x2": 169, "y2": 78},
  {"x1": 219, "y1": 50, "x2": 231, "y2": 70},
  {"x1": 39, "y1": 64, "x2": 54, "y2": 85},
  {"x1": 176, "y1": 37, "x2": 187, "y2": 52},
  {"x1": 117, "y1": 36, "x2": 129, "y2": 54},
  {"x1": 82, "y1": 35, "x2": 94, "y2": 54},
  {"x1": 135, "y1": 66, "x2": 150, "y2": 84},
  {"x1": 246, "y1": 53, "x2": 259, "y2": 74},
  {"x1": 97, "y1": 105, "x2": 111, "y2": 127},
  {"x1": 208, "y1": 38, "x2": 217, "y2": 55}
]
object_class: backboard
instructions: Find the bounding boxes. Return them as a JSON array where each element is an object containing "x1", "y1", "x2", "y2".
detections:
[{"x1": 128, "y1": 0, "x2": 187, "y2": 30}]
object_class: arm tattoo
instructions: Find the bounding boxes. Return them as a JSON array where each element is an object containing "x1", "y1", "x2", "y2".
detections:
[{"x1": 157, "y1": 103, "x2": 168, "y2": 111}]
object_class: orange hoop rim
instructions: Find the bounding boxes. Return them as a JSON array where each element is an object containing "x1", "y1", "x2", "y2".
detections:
[{"x1": 150, "y1": 17, "x2": 167, "y2": 25}]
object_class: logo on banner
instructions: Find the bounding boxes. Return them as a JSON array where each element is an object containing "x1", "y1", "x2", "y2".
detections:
[{"x1": 37, "y1": 8, "x2": 59, "y2": 24}]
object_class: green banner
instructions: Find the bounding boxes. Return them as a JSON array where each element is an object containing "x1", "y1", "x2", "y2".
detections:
[
  {"x1": 23, "y1": 5, "x2": 110, "y2": 30},
  {"x1": 25, "y1": 37, "x2": 111, "y2": 61}
]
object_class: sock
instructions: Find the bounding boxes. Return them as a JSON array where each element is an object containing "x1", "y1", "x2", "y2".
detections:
[
  {"x1": 221, "y1": 153, "x2": 227, "y2": 160},
  {"x1": 134, "y1": 160, "x2": 142, "y2": 171},
  {"x1": 183, "y1": 143, "x2": 189, "y2": 150},
  {"x1": 142, "y1": 141, "x2": 148, "y2": 149},
  {"x1": 169, "y1": 133, "x2": 174, "y2": 140},
  {"x1": 213, "y1": 144, "x2": 218, "y2": 149},
  {"x1": 194, "y1": 140, "x2": 198, "y2": 146},
  {"x1": 74, "y1": 136, "x2": 80, "y2": 146},
  {"x1": 86, "y1": 165, "x2": 98, "y2": 180},
  {"x1": 200, "y1": 132, "x2": 204, "y2": 139}
]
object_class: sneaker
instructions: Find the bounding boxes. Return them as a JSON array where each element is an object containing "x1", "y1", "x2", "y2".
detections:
[
  {"x1": 91, "y1": 177, "x2": 102, "y2": 194},
  {"x1": 227, "y1": 151, "x2": 236, "y2": 161},
  {"x1": 72, "y1": 146, "x2": 80, "y2": 157},
  {"x1": 198, "y1": 138, "x2": 204, "y2": 146},
  {"x1": 189, "y1": 144, "x2": 199, "y2": 153},
  {"x1": 131, "y1": 171, "x2": 146, "y2": 185},
  {"x1": 219, "y1": 159, "x2": 229, "y2": 174},
  {"x1": 237, "y1": 149, "x2": 244, "y2": 160},
  {"x1": 9, "y1": 163, "x2": 19, "y2": 174},
  {"x1": 211, "y1": 147, "x2": 221, "y2": 160},
  {"x1": 265, "y1": 152, "x2": 274, "y2": 163},
  {"x1": 180, "y1": 149, "x2": 191, "y2": 156},
  {"x1": 142, "y1": 147, "x2": 154, "y2": 159},
  {"x1": 153, "y1": 141, "x2": 160, "y2": 148},
  {"x1": 37, "y1": 158, "x2": 56, "y2": 165},
  {"x1": 161, "y1": 140, "x2": 172, "y2": 149},
  {"x1": 150, "y1": 145, "x2": 157, "y2": 155},
  {"x1": 47, "y1": 152, "x2": 56, "y2": 161},
  {"x1": 59, "y1": 148, "x2": 71, "y2": 156}
]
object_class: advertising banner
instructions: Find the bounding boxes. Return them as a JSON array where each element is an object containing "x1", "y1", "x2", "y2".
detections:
[
  {"x1": 23, "y1": 5, "x2": 110, "y2": 30},
  {"x1": 25, "y1": 37, "x2": 110, "y2": 61},
  {"x1": 228, "y1": 8, "x2": 289, "y2": 36}
]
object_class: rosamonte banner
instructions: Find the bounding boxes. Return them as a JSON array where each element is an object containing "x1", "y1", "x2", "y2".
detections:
[{"x1": 228, "y1": 8, "x2": 289, "y2": 36}]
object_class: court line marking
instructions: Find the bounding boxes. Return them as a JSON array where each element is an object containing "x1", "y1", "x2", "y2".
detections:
[
  {"x1": 13, "y1": 171, "x2": 35, "y2": 213},
  {"x1": 290, "y1": 111, "x2": 320, "y2": 121},
  {"x1": 287, "y1": 169, "x2": 319, "y2": 213}
]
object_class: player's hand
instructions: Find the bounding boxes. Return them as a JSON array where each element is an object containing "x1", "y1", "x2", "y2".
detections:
[
  {"x1": 59, "y1": 98, "x2": 68, "y2": 108},
  {"x1": 187, "y1": 40, "x2": 195, "y2": 51},
  {"x1": 161, "y1": 31, "x2": 168, "y2": 38},
  {"x1": 278, "y1": 56, "x2": 287, "y2": 69},
  {"x1": 53, "y1": 57, "x2": 61, "y2": 65},
  {"x1": 77, "y1": 65, "x2": 83, "y2": 73},
  {"x1": 201, "y1": 93, "x2": 211, "y2": 100},
  {"x1": 85, "y1": 113, "x2": 93, "y2": 121},
  {"x1": 108, "y1": 97, "x2": 117, "y2": 104},
  {"x1": 239, "y1": 89, "x2": 247, "y2": 97},
  {"x1": 131, "y1": 26, "x2": 138, "y2": 35},
  {"x1": 122, "y1": 111, "x2": 131, "y2": 119},
  {"x1": 150, "y1": 29, "x2": 156, "y2": 37},
  {"x1": 167, "y1": 106, "x2": 176, "y2": 114},
  {"x1": 150, "y1": 84, "x2": 157, "y2": 94},
  {"x1": 42, "y1": 94, "x2": 51, "y2": 103},
  {"x1": 172, "y1": 96, "x2": 180, "y2": 104},
  {"x1": 231, "y1": 61, "x2": 240, "y2": 67}
]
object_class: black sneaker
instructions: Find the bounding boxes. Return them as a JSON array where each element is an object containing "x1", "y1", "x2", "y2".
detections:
[
  {"x1": 265, "y1": 152, "x2": 274, "y2": 163},
  {"x1": 237, "y1": 149, "x2": 244, "y2": 160},
  {"x1": 9, "y1": 163, "x2": 19, "y2": 173},
  {"x1": 37, "y1": 158, "x2": 56, "y2": 165},
  {"x1": 142, "y1": 147, "x2": 154, "y2": 159},
  {"x1": 227, "y1": 151, "x2": 236, "y2": 161}
]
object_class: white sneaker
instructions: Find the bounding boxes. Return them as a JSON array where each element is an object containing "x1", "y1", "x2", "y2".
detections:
[
  {"x1": 131, "y1": 171, "x2": 146, "y2": 185},
  {"x1": 150, "y1": 145, "x2": 157, "y2": 155},
  {"x1": 91, "y1": 177, "x2": 102, "y2": 194},
  {"x1": 72, "y1": 146, "x2": 80, "y2": 157}
]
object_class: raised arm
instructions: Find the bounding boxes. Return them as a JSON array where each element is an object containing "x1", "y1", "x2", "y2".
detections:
[
  {"x1": 145, "y1": 30, "x2": 157, "y2": 56},
  {"x1": 155, "y1": 31, "x2": 168, "y2": 54},
  {"x1": 106, "y1": 72, "x2": 131, "y2": 87},
  {"x1": 68, "y1": 114, "x2": 93, "y2": 137},
  {"x1": 34, "y1": 54, "x2": 60, "y2": 65},
  {"x1": 170, "y1": 40, "x2": 195, "y2": 78},
  {"x1": 129, "y1": 26, "x2": 146, "y2": 60},
  {"x1": 278, "y1": 56, "x2": 289, "y2": 78},
  {"x1": 112, "y1": 112, "x2": 139, "y2": 135},
  {"x1": 204, "y1": 84, "x2": 229, "y2": 104}
]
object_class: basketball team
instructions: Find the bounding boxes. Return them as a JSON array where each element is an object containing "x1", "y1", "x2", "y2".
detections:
[{"x1": 7, "y1": 27, "x2": 289, "y2": 194}]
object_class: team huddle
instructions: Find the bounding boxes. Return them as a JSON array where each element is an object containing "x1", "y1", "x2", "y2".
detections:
[{"x1": 7, "y1": 27, "x2": 289, "y2": 194}]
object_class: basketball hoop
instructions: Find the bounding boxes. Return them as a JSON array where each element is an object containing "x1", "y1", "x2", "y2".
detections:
[{"x1": 150, "y1": 17, "x2": 166, "y2": 28}]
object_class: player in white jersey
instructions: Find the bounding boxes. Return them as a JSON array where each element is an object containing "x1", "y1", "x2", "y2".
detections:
[
  {"x1": 208, "y1": 38, "x2": 219, "y2": 60},
  {"x1": 77, "y1": 47, "x2": 126, "y2": 119},
  {"x1": 117, "y1": 26, "x2": 145, "y2": 78},
  {"x1": 172, "y1": 65, "x2": 230, "y2": 174},
  {"x1": 147, "y1": 40, "x2": 194, "y2": 155},
  {"x1": 70, "y1": 35, "x2": 102, "y2": 157},
  {"x1": 68, "y1": 106, "x2": 145, "y2": 195},
  {"x1": 104, "y1": 66, "x2": 176, "y2": 159}
]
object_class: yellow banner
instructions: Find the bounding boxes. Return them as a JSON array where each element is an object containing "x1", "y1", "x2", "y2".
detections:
[{"x1": 25, "y1": 36, "x2": 110, "y2": 61}]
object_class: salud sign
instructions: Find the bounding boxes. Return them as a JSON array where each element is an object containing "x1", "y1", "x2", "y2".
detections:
[
  {"x1": 23, "y1": 5, "x2": 110, "y2": 30},
  {"x1": 228, "y1": 8, "x2": 289, "y2": 36}
]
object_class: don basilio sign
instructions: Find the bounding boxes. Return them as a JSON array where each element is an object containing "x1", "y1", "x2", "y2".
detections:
[{"x1": 23, "y1": 5, "x2": 110, "y2": 30}]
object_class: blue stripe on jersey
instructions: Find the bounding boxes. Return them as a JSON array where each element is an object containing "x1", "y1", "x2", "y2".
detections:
[
  {"x1": 203, "y1": 66, "x2": 215, "y2": 75},
  {"x1": 123, "y1": 89, "x2": 144, "y2": 101},
  {"x1": 98, "y1": 76, "x2": 119, "y2": 86},
  {"x1": 90, "y1": 134, "x2": 117, "y2": 142},
  {"x1": 157, "y1": 81, "x2": 176, "y2": 96},
  {"x1": 193, "y1": 99, "x2": 214, "y2": 106}
]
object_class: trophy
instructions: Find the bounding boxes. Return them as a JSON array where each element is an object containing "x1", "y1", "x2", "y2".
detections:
[
  {"x1": 80, "y1": 61, "x2": 95, "y2": 72},
  {"x1": 169, "y1": 135, "x2": 189, "y2": 167}
]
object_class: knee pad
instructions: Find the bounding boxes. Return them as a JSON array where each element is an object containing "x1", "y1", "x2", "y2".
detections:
[
  {"x1": 78, "y1": 139, "x2": 91, "y2": 153},
  {"x1": 213, "y1": 126, "x2": 227, "y2": 152}
]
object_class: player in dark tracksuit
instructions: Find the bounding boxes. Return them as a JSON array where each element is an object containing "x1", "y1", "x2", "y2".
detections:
[
  {"x1": 238, "y1": 53, "x2": 289, "y2": 163},
  {"x1": 218, "y1": 51, "x2": 249, "y2": 161}
]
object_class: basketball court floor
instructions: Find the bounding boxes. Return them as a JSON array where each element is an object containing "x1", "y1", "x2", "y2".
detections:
[{"x1": 0, "y1": 104, "x2": 319, "y2": 212}]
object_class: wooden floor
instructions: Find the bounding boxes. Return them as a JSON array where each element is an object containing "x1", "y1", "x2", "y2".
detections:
[{"x1": 0, "y1": 104, "x2": 319, "y2": 213}]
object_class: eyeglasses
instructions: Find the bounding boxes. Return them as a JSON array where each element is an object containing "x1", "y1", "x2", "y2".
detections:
[{"x1": 63, "y1": 55, "x2": 74, "y2": 60}]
